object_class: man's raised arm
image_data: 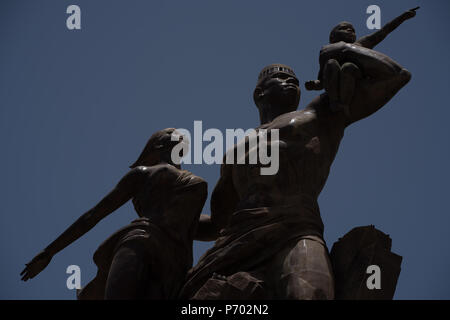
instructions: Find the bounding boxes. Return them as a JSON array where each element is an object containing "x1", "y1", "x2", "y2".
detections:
[{"x1": 340, "y1": 43, "x2": 412, "y2": 126}]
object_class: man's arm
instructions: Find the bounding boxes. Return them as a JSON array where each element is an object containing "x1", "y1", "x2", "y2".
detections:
[
  {"x1": 357, "y1": 7, "x2": 419, "y2": 49},
  {"x1": 340, "y1": 44, "x2": 412, "y2": 126},
  {"x1": 194, "y1": 163, "x2": 238, "y2": 241},
  {"x1": 20, "y1": 168, "x2": 146, "y2": 281},
  {"x1": 307, "y1": 42, "x2": 412, "y2": 127}
]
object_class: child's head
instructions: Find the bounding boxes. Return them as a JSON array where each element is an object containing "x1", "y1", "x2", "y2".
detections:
[{"x1": 329, "y1": 22, "x2": 356, "y2": 44}]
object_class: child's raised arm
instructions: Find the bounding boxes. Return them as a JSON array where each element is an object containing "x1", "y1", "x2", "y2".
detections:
[{"x1": 356, "y1": 7, "x2": 419, "y2": 49}]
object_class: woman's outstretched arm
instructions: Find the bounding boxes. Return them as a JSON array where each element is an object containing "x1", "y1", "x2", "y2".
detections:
[{"x1": 20, "y1": 167, "x2": 146, "y2": 281}]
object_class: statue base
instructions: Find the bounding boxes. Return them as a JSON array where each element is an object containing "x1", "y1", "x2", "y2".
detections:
[{"x1": 330, "y1": 225, "x2": 402, "y2": 300}]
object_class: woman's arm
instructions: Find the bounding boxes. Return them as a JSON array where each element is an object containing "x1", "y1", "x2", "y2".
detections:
[{"x1": 20, "y1": 167, "x2": 146, "y2": 281}]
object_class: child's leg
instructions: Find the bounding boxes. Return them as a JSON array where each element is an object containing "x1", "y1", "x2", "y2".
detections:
[
  {"x1": 323, "y1": 59, "x2": 341, "y2": 112},
  {"x1": 340, "y1": 62, "x2": 362, "y2": 115}
]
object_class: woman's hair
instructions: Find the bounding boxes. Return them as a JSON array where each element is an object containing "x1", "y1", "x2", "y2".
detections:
[{"x1": 129, "y1": 128, "x2": 176, "y2": 168}]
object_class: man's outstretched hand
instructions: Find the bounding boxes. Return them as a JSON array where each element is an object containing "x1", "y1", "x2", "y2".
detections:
[{"x1": 20, "y1": 250, "x2": 52, "y2": 281}]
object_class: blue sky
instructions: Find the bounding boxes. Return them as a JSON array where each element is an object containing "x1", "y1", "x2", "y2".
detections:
[{"x1": 1, "y1": 0, "x2": 449, "y2": 299}]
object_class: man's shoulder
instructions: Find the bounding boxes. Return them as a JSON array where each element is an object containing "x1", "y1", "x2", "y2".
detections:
[
  {"x1": 130, "y1": 164, "x2": 179, "y2": 178},
  {"x1": 265, "y1": 109, "x2": 318, "y2": 129}
]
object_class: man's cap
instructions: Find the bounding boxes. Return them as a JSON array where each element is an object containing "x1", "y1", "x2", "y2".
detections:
[{"x1": 257, "y1": 64, "x2": 297, "y2": 85}]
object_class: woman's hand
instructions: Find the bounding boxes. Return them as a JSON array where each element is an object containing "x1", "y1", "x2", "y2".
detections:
[{"x1": 20, "y1": 250, "x2": 52, "y2": 281}]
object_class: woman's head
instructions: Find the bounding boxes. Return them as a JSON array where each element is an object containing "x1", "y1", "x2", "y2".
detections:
[{"x1": 130, "y1": 128, "x2": 185, "y2": 168}]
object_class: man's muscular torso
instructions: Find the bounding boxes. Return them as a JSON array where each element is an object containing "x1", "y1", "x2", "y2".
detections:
[{"x1": 230, "y1": 103, "x2": 346, "y2": 212}]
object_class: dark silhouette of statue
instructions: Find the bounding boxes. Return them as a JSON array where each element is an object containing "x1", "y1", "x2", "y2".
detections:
[
  {"x1": 306, "y1": 7, "x2": 419, "y2": 114},
  {"x1": 330, "y1": 225, "x2": 402, "y2": 300},
  {"x1": 182, "y1": 9, "x2": 416, "y2": 298},
  {"x1": 21, "y1": 128, "x2": 207, "y2": 299}
]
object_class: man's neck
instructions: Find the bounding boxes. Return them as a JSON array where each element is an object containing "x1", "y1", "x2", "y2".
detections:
[{"x1": 258, "y1": 104, "x2": 296, "y2": 125}]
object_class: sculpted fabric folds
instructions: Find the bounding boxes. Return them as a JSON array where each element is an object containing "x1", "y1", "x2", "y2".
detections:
[{"x1": 181, "y1": 195, "x2": 324, "y2": 299}]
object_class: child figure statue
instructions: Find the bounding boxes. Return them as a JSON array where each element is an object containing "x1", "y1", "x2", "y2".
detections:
[
  {"x1": 21, "y1": 128, "x2": 208, "y2": 299},
  {"x1": 305, "y1": 7, "x2": 419, "y2": 114}
]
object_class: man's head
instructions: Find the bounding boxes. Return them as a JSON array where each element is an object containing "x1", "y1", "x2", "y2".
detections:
[
  {"x1": 253, "y1": 64, "x2": 300, "y2": 124},
  {"x1": 329, "y1": 22, "x2": 356, "y2": 44},
  {"x1": 130, "y1": 128, "x2": 186, "y2": 168}
]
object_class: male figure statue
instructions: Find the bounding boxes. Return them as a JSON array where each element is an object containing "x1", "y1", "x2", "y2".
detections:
[{"x1": 182, "y1": 37, "x2": 412, "y2": 299}]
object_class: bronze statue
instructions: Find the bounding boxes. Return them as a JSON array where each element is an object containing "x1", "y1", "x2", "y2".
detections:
[
  {"x1": 21, "y1": 128, "x2": 208, "y2": 299},
  {"x1": 21, "y1": 6, "x2": 417, "y2": 299},
  {"x1": 306, "y1": 7, "x2": 419, "y2": 114},
  {"x1": 181, "y1": 9, "x2": 416, "y2": 298}
]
